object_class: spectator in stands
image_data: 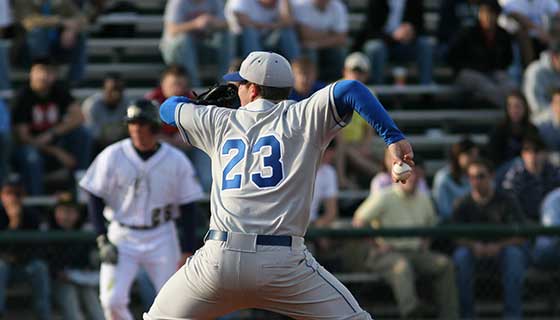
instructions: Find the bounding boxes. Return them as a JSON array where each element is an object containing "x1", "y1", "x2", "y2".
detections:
[
  {"x1": 523, "y1": 41, "x2": 560, "y2": 118},
  {"x1": 335, "y1": 52, "x2": 380, "y2": 189},
  {"x1": 0, "y1": 176, "x2": 52, "y2": 319},
  {"x1": 160, "y1": 0, "x2": 232, "y2": 87},
  {"x1": 536, "y1": 88, "x2": 560, "y2": 152},
  {"x1": 145, "y1": 65, "x2": 211, "y2": 192},
  {"x1": 498, "y1": 0, "x2": 560, "y2": 67},
  {"x1": 452, "y1": 158, "x2": 527, "y2": 319},
  {"x1": 432, "y1": 138, "x2": 479, "y2": 221},
  {"x1": 437, "y1": 0, "x2": 481, "y2": 62},
  {"x1": 13, "y1": 0, "x2": 88, "y2": 85},
  {"x1": 82, "y1": 73, "x2": 130, "y2": 153},
  {"x1": 486, "y1": 90, "x2": 539, "y2": 184},
  {"x1": 225, "y1": 0, "x2": 300, "y2": 60},
  {"x1": 310, "y1": 141, "x2": 338, "y2": 227},
  {"x1": 291, "y1": 0, "x2": 348, "y2": 81},
  {"x1": 0, "y1": 99, "x2": 9, "y2": 185},
  {"x1": 448, "y1": 0, "x2": 517, "y2": 109},
  {"x1": 502, "y1": 134, "x2": 560, "y2": 222},
  {"x1": 533, "y1": 186, "x2": 560, "y2": 268},
  {"x1": 12, "y1": 58, "x2": 92, "y2": 195},
  {"x1": 0, "y1": 0, "x2": 12, "y2": 90},
  {"x1": 370, "y1": 147, "x2": 428, "y2": 196},
  {"x1": 288, "y1": 57, "x2": 325, "y2": 101},
  {"x1": 353, "y1": 161, "x2": 459, "y2": 319},
  {"x1": 48, "y1": 192, "x2": 104, "y2": 320},
  {"x1": 354, "y1": 0, "x2": 433, "y2": 84}
]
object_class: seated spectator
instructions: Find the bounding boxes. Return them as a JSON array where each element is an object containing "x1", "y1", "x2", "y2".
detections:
[
  {"x1": 48, "y1": 192, "x2": 104, "y2": 320},
  {"x1": 498, "y1": 0, "x2": 559, "y2": 67},
  {"x1": 353, "y1": 162, "x2": 459, "y2": 319},
  {"x1": 288, "y1": 57, "x2": 325, "y2": 101},
  {"x1": 485, "y1": 90, "x2": 539, "y2": 183},
  {"x1": 533, "y1": 186, "x2": 560, "y2": 269},
  {"x1": 448, "y1": 0, "x2": 517, "y2": 109},
  {"x1": 0, "y1": 0, "x2": 12, "y2": 90},
  {"x1": 523, "y1": 41, "x2": 560, "y2": 118},
  {"x1": 225, "y1": 0, "x2": 300, "y2": 60},
  {"x1": 82, "y1": 73, "x2": 130, "y2": 153},
  {"x1": 310, "y1": 141, "x2": 338, "y2": 227},
  {"x1": 291, "y1": 0, "x2": 348, "y2": 81},
  {"x1": 354, "y1": 0, "x2": 433, "y2": 84},
  {"x1": 452, "y1": 158, "x2": 527, "y2": 319},
  {"x1": 0, "y1": 177, "x2": 51, "y2": 319},
  {"x1": 0, "y1": 98, "x2": 9, "y2": 185},
  {"x1": 432, "y1": 138, "x2": 479, "y2": 221},
  {"x1": 502, "y1": 134, "x2": 560, "y2": 222},
  {"x1": 536, "y1": 88, "x2": 560, "y2": 151},
  {"x1": 335, "y1": 52, "x2": 380, "y2": 189},
  {"x1": 370, "y1": 147, "x2": 428, "y2": 196},
  {"x1": 12, "y1": 58, "x2": 92, "y2": 195},
  {"x1": 160, "y1": 0, "x2": 232, "y2": 87},
  {"x1": 436, "y1": 0, "x2": 481, "y2": 62},
  {"x1": 144, "y1": 65, "x2": 211, "y2": 192},
  {"x1": 12, "y1": 0, "x2": 88, "y2": 85}
]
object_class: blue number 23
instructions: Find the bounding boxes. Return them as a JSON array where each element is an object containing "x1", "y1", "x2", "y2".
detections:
[{"x1": 221, "y1": 135, "x2": 284, "y2": 190}]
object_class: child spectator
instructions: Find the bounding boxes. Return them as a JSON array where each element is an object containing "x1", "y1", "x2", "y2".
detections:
[{"x1": 48, "y1": 192, "x2": 104, "y2": 320}]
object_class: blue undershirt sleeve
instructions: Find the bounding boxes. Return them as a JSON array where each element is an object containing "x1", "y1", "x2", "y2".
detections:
[
  {"x1": 177, "y1": 202, "x2": 198, "y2": 253},
  {"x1": 333, "y1": 80, "x2": 405, "y2": 145},
  {"x1": 87, "y1": 192, "x2": 107, "y2": 236}
]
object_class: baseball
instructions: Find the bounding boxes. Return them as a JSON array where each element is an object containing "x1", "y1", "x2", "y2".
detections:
[{"x1": 392, "y1": 162, "x2": 412, "y2": 181}]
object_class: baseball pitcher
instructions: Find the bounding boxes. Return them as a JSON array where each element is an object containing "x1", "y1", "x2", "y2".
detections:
[
  {"x1": 80, "y1": 99, "x2": 204, "y2": 320},
  {"x1": 146, "y1": 51, "x2": 414, "y2": 319}
]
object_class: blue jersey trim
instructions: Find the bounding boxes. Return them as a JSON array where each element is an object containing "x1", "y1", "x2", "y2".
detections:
[{"x1": 333, "y1": 80, "x2": 405, "y2": 145}]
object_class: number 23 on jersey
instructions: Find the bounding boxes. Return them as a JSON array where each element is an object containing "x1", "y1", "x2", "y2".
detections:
[{"x1": 221, "y1": 135, "x2": 284, "y2": 190}]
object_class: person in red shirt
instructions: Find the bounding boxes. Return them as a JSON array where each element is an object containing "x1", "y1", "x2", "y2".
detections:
[{"x1": 144, "y1": 65, "x2": 211, "y2": 191}]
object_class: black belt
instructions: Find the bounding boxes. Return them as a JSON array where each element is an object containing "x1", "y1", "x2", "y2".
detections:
[
  {"x1": 118, "y1": 221, "x2": 161, "y2": 230},
  {"x1": 205, "y1": 230, "x2": 292, "y2": 247}
]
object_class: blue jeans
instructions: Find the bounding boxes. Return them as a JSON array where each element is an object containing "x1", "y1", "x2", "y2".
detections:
[
  {"x1": 26, "y1": 28, "x2": 87, "y2": 84},
  {"x1": 453, "y1": 245, "x2": 527, "y2": 319},
  {"x1": 302, "y1": 47, "x2": 346, "y2": 82},
  {"x1": 239, "y1": 27, "x2": 300, "y2": 60},
  {"x1": 54, "y1": 280, "x2": 104, "y2": 320},
  {"x1": 16, "y1": 126, "x2": 92, "y2": 195},
  {"x1": 363, "y1": 36, "x2": 433, "y2": 84},
  {"x1": 160, "y1": 31, "x2": 233, "y2": 87},
  {"x1": 0, "y1": 39, "x2": 10, "y2": 90},
  {"x1": 0, "y1": 259, "x2": 51, "y2": 319}
]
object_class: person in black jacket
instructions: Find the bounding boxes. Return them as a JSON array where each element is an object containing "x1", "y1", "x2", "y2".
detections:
[
  {"x1": 448, "y1": 0, "x2": 517, "y2": 109},
  {"x1": 353, "y1": 0, "x2": 433, "y2": 84},
  {"x1": 0, "y1": 177, "x2": 51, "y2": 319}
]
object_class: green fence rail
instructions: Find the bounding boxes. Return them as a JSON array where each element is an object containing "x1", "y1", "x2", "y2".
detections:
[{"x1": 1, "y1": 225, "x2": 560, "y2": 243}]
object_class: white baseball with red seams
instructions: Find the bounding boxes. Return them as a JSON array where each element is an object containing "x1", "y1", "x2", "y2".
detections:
[{"x1": 392, "y1": 162, "x2": 412, "y2": 180}]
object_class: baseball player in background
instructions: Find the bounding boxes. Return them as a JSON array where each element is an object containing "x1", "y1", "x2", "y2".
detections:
[
  {"x1": 147, "y1": 51, "x2": 414, "y2": 319},
  {"x1": 79, "y1": 99, "x2": 204, "y2": 320}
]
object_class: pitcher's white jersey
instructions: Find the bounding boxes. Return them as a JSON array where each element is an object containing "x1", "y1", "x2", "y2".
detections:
[
  {"x1": 79, "y1": 138, "x2": 204, "y2": 226},
  {"x1": 176, "y1": 83, "x2": 350, "y2": 236}
]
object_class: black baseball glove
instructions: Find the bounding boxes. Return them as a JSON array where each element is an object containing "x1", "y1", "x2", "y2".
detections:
[
  {"x1": 192, "y1": 83, "x2": 240, "y2": 109},
  {"x1": 97, "y1": 234, "x2": 118, "y2": 264}
]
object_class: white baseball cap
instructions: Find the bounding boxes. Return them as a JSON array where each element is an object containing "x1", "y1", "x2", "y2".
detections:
[
  {"x1": 223, "y1": 51, "x2": 294, "y2": 87},
  {"x1": 344, "y1": 52, "x2": 370, "y2": 73}
]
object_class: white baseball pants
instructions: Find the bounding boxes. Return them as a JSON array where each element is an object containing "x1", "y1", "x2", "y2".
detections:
[{"x1": 144, "y1": 231, "x2": 372, "y2": 320}]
